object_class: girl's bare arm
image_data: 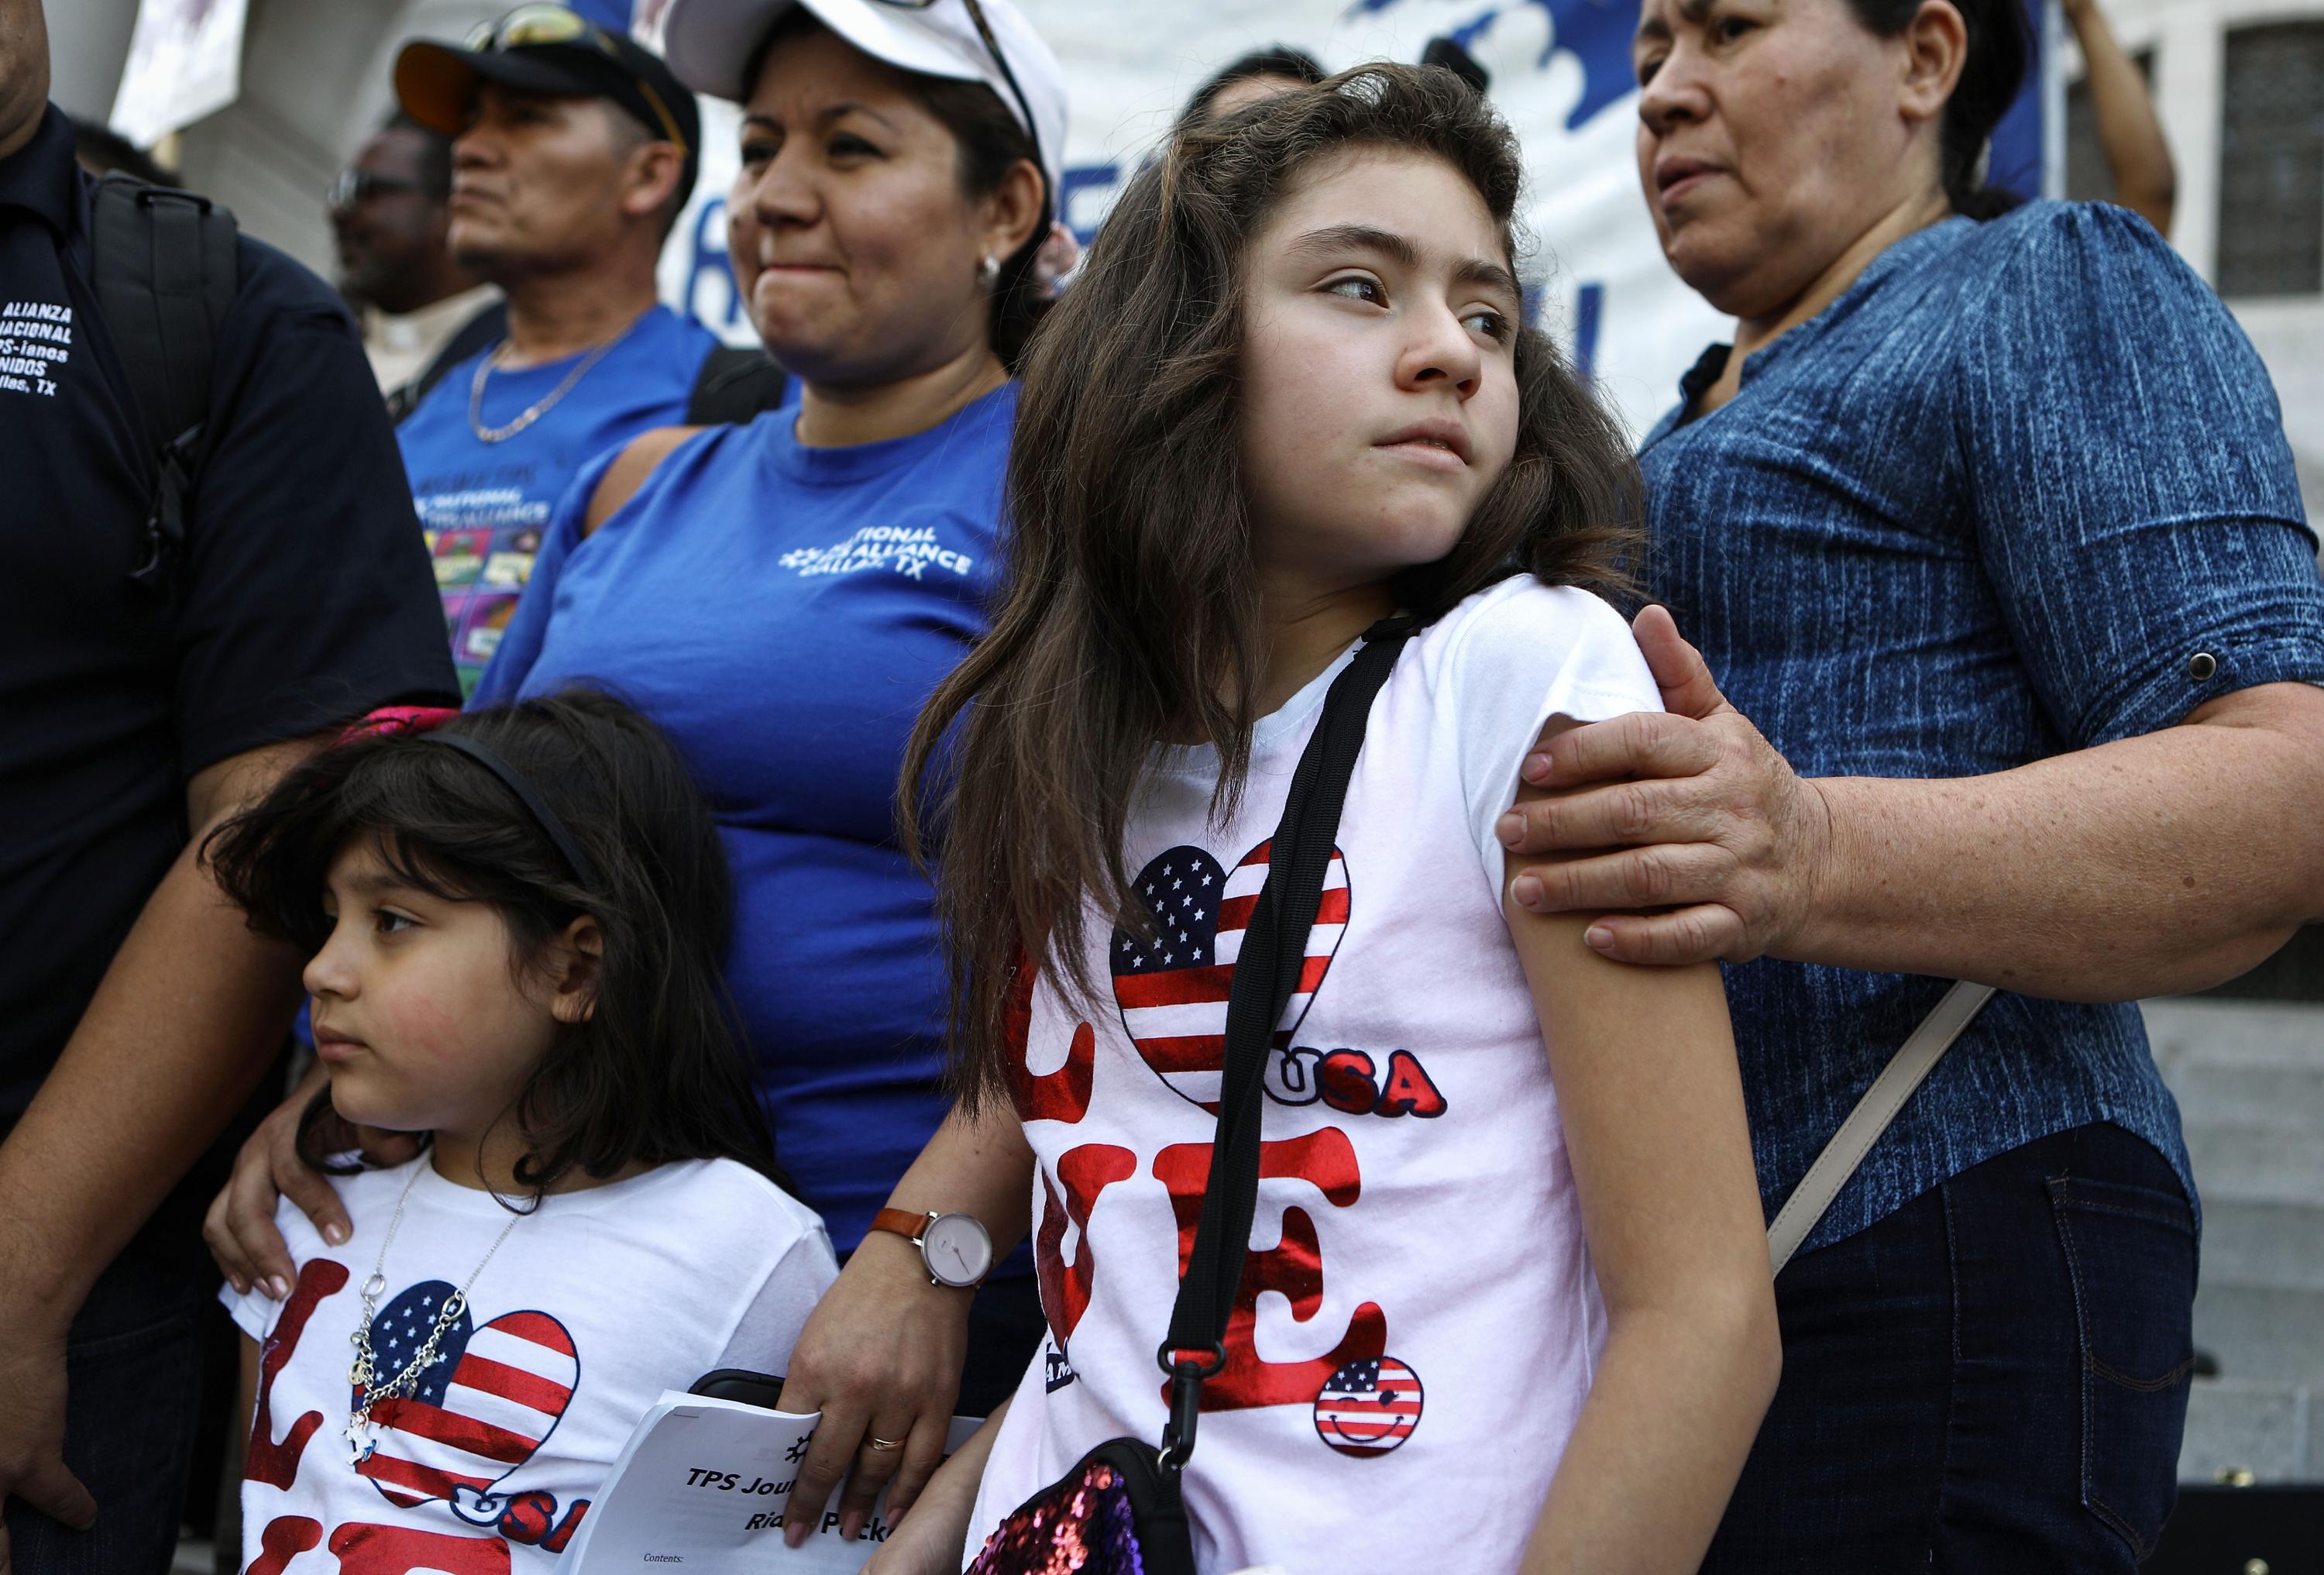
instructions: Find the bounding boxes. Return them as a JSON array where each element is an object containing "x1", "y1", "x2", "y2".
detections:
[
  {"x1": 1504, "y1": 759, "x2": 1779, "y2": 1573},
  {"x1": 861, "y1": 1397, "x2": 1012, "y2": 1575}
]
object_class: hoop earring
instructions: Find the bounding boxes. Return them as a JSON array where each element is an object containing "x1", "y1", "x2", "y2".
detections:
[{"x1": 978, "y1": 253, "x2": 1001, "y2": 290}]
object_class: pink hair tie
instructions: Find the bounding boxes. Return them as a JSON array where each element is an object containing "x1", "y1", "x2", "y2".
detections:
[{"x1": 339, "y1": 705, "x2": 459, "y2": 745}]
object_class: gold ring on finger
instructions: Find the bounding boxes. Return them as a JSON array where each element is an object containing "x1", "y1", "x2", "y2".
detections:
[{"x1": 867, "y1": 1436, "x2": 904, "y2": 1452}]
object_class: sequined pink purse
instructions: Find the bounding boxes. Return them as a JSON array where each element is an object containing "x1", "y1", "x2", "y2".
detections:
[{"x1": 964, "y1": 1439, "x2": 1188, "y2": 1575}]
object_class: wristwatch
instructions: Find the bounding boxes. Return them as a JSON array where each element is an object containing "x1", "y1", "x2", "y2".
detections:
[{"x1": 868, "y1": 1207, "x2": 993, "y2": 1289}]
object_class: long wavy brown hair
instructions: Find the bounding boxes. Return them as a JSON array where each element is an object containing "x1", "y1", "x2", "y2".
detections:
[{"x1": 902, "y1": 64, "x2": 1644, "y2": 1107}]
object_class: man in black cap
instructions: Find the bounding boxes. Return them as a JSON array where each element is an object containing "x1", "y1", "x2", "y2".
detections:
[
  {"x1": 390, "y1": 5, "x2": 731, "y2": 694},
  {"x1": 0, "y1": 0, "x2": 456, "y2": 1564}
]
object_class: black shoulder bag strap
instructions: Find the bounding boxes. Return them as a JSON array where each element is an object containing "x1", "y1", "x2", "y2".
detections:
[
  {"x1": 1158, "y1": 613, "x2": 1415, "y2": 1467},
  {"x1": 88, "y1": 171, "x2": 238, "y2": 596}
]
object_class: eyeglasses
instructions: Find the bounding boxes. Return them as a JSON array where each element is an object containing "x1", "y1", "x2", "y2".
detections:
[
  {"x1": 327, "y1": 169, "x2": 428, "y2": 211},
  {"x1": 462, "y1": 4, "x2": 690, "y2": 158},
  {"x1": 871, "y1": 0, "x2": 1043, "y2": 210}
]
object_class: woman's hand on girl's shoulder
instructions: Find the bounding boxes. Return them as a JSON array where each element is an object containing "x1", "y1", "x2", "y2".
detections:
[
  {"x1": 582, "y1": 426, "x2": 703, "y2": 538},
  {"x1": 204, "y1": 1068, "x2": 418, "y2": 1300},
  {"x1": 1500, "y1": 605, "x2": 1833, "y2": 966}
]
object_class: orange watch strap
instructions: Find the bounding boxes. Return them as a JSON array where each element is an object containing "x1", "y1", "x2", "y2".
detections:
[{"x1": 868, "y1": 1206, "x2": 930, "y2": 1243}]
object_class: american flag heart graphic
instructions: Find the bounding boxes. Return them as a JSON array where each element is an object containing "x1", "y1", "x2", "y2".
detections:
[
  {"x1": 355, "y1": 1281, "x2": 576, "y2": 1508},
  {"x1": 1312, "y1": 1355, "x2": 1424, "y2": 1456},
  {"x1": 1110, "y1": 839, "x2": 1348, "y2": 1111}
]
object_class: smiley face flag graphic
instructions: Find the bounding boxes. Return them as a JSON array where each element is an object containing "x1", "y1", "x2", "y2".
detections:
[{"x1": 1312, "y1": 1355, "x2": 1424, "y2": 1458}]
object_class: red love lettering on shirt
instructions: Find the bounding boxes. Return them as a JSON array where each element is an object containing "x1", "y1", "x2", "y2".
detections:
[
  {"x1": 1034, "y1": 1140, "x2": 1136, "y2": 1348},
  {"x1": 326, "y1": 1521, "x2": 511, "y2": 1573},
  {"x1": 247, "y1": 1516, "x2": 321, "y2": 1575},
  {"x1": 1152, "y1": 1128, "x2": 1386, "y2": 1413},
  {"x1": 247, "y1": 1257, "x2": 349, "y2": 1488}
]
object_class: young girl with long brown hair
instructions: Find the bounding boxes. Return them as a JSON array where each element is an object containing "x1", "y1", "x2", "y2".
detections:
[{"x1": 862, "y1": 64, "x2": 1777, "y2": 1575}]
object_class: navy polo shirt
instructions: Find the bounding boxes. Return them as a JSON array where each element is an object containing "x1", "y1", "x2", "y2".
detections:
[{"x1": 0, "y1": 105, "x2": 457, "y2": 1120}]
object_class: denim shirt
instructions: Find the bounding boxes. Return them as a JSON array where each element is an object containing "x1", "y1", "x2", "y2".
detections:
[{"x1": 1641, "y1": 201, "x2": 2324, "y2": 1252}]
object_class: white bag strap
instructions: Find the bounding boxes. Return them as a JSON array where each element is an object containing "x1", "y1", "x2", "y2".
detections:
[{"x1": 1767, "y1": 980, "x2": 1997, "y2": 1275}]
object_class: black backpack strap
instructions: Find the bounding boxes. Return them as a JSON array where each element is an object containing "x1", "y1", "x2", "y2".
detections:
[
  {"x1": 1155, "y1": 614, "x2": 1416, "y2": 1472},
  {"x1": 88, "y1": 171, "x2": 238, "y2": 594},
  {"x1": 388, "y1": 297, "x2": 507, "y2": 424},
  {"x1": 685, "y1": 344, "x2": 789, "y2": 425}
]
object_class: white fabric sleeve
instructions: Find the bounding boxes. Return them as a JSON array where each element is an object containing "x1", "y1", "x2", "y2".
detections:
[
  {"x1": 1443, "y1": 581, "x2": 1666, "y2": 899},
  {"x1": 710, "y1": 1223, "x2": 841, "y2": 1379},
  {"x1": 218, "y1": 1276, "x2": 276, "y2": 1343},
  {"x1": 214, "y1": 1188, "x2": 331, "y2": 1343}
]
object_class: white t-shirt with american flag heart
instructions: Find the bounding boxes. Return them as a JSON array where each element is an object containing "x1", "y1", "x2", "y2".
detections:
[
  {"x1": 222, "y1": 1153, "x2": 834, "y2": 1571},
  {"x1": 966, "y1": 576, "x2": 1666, "y2": 1575}
]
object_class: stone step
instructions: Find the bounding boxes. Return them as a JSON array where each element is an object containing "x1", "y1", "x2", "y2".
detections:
[
  {"x1": 2183, "y1": 1120, "x2": 2324, "y2": 1206},
  {"x1": 2202, "y1": 1200, "x2": 2324, "y2": 1294},
  {"x1": 2192, "y1": 1282, "x2": 2324, "y2": 1386},
  {"x1": 2168, "y1": 1059, "x2": 2324, "y2": 1132},
  {"x1": 2144, "y1": 999, "x2": 2324, "y2": 1071},
  {"x1": 2178, "y1": 1377, "x2": 2318, "y2": 1484}
]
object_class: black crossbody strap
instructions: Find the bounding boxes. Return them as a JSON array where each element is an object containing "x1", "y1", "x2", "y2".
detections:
[{"x1": 1155, "y1": 615, "x2": 1412, "y2": 1470}]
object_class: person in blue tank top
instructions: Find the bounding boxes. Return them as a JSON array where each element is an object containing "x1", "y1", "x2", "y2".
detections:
[
  {"x1": 1492, "y1": 0, "x2": 2324, "y2": 1563},
  {"x1": 387, "y1": 9, "x2": 723, "y2": 694}
]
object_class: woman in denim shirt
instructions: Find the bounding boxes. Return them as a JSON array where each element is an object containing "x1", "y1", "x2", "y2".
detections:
[{"x1": 1496, "y1": 0, "x2": 2324, "y2": 1563}]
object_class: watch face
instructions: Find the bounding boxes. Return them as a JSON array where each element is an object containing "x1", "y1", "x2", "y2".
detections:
[{"x1": 921, "y1": 1213, "x2": 993, "y2": 1288}]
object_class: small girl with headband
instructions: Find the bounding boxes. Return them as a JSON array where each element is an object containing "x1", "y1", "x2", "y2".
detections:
[{"x1": 204, "y1": 690, "x2": 836, "y2": 1565}]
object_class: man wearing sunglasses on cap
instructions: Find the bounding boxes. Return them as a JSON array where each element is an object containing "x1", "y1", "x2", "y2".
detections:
[{"x1": 390, "y1": 5, "x2": 725, "y2": 696}]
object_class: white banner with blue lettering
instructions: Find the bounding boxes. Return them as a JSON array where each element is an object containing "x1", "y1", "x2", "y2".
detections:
[{"x1": 637, "y1": 0, "x2": 2042, "y2": 441}]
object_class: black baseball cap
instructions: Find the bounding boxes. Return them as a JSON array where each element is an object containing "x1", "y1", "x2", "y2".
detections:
[{"x1": 394, "y1": 4, "x2": 701, "y2": 211}]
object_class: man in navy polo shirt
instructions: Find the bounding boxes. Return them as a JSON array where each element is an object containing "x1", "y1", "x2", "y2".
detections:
[
  {"x1": 390, "y1": 9, "x2": 724, "y2": 694},
  {"x1": 0, "y1": 2, "x2": 456, "y2": 1566}
]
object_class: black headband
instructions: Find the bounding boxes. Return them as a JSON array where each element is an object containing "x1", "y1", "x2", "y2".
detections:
[{"x1": 427, "y1": 733, "x2": 602, "y2": 889}]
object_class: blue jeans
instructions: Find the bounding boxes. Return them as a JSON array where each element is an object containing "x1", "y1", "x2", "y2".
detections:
[
  {"x1": 3, "y1": 1230, "x2": 207, "y2": 1575},
  {"x1": 1704, "y1": 1122, "x2": 2199, "y2": 1570}
]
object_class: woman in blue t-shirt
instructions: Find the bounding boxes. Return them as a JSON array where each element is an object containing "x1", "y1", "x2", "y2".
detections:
[
  {"x1": 205, "y1": 0, "x2": 1071, "y2": 1518},
  {"x1": 1494, "y1": 0, "x2": 2324, "y2": 1565}
]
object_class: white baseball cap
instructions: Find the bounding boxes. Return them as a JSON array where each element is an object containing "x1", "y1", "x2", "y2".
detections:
[{"x1": 662, "y1": 0, "x2": 1065, "y2": 212}]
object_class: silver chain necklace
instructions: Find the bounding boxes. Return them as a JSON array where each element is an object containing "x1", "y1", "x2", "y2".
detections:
[
  {"x1": 344, "y1": 1164, "x2": 525, "y2": 1465},
  {"x1": 466, "y1": 315, "x2": 641, "y2": 444}
]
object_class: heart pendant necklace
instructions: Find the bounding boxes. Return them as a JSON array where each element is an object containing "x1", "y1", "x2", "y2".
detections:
[{"x1": 343, "y1": 1164, "x2": 526, "y2": 1467}]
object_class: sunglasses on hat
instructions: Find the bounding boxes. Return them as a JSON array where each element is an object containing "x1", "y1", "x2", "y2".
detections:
[{"x1": 464, "y1": 3, "x2": 693, "y2": 158}]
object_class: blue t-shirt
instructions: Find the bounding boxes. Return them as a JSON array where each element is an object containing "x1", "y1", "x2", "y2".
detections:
[
  {"x1": 475, "y1": 384, "x2": 1015, "y2": 1253},
  {"x1": 1640, "y1": 201, "x2": 2324, "y2": 1251},
  {"x1": 398, "y1": 304, "x2": 717, "y2": 693}
]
